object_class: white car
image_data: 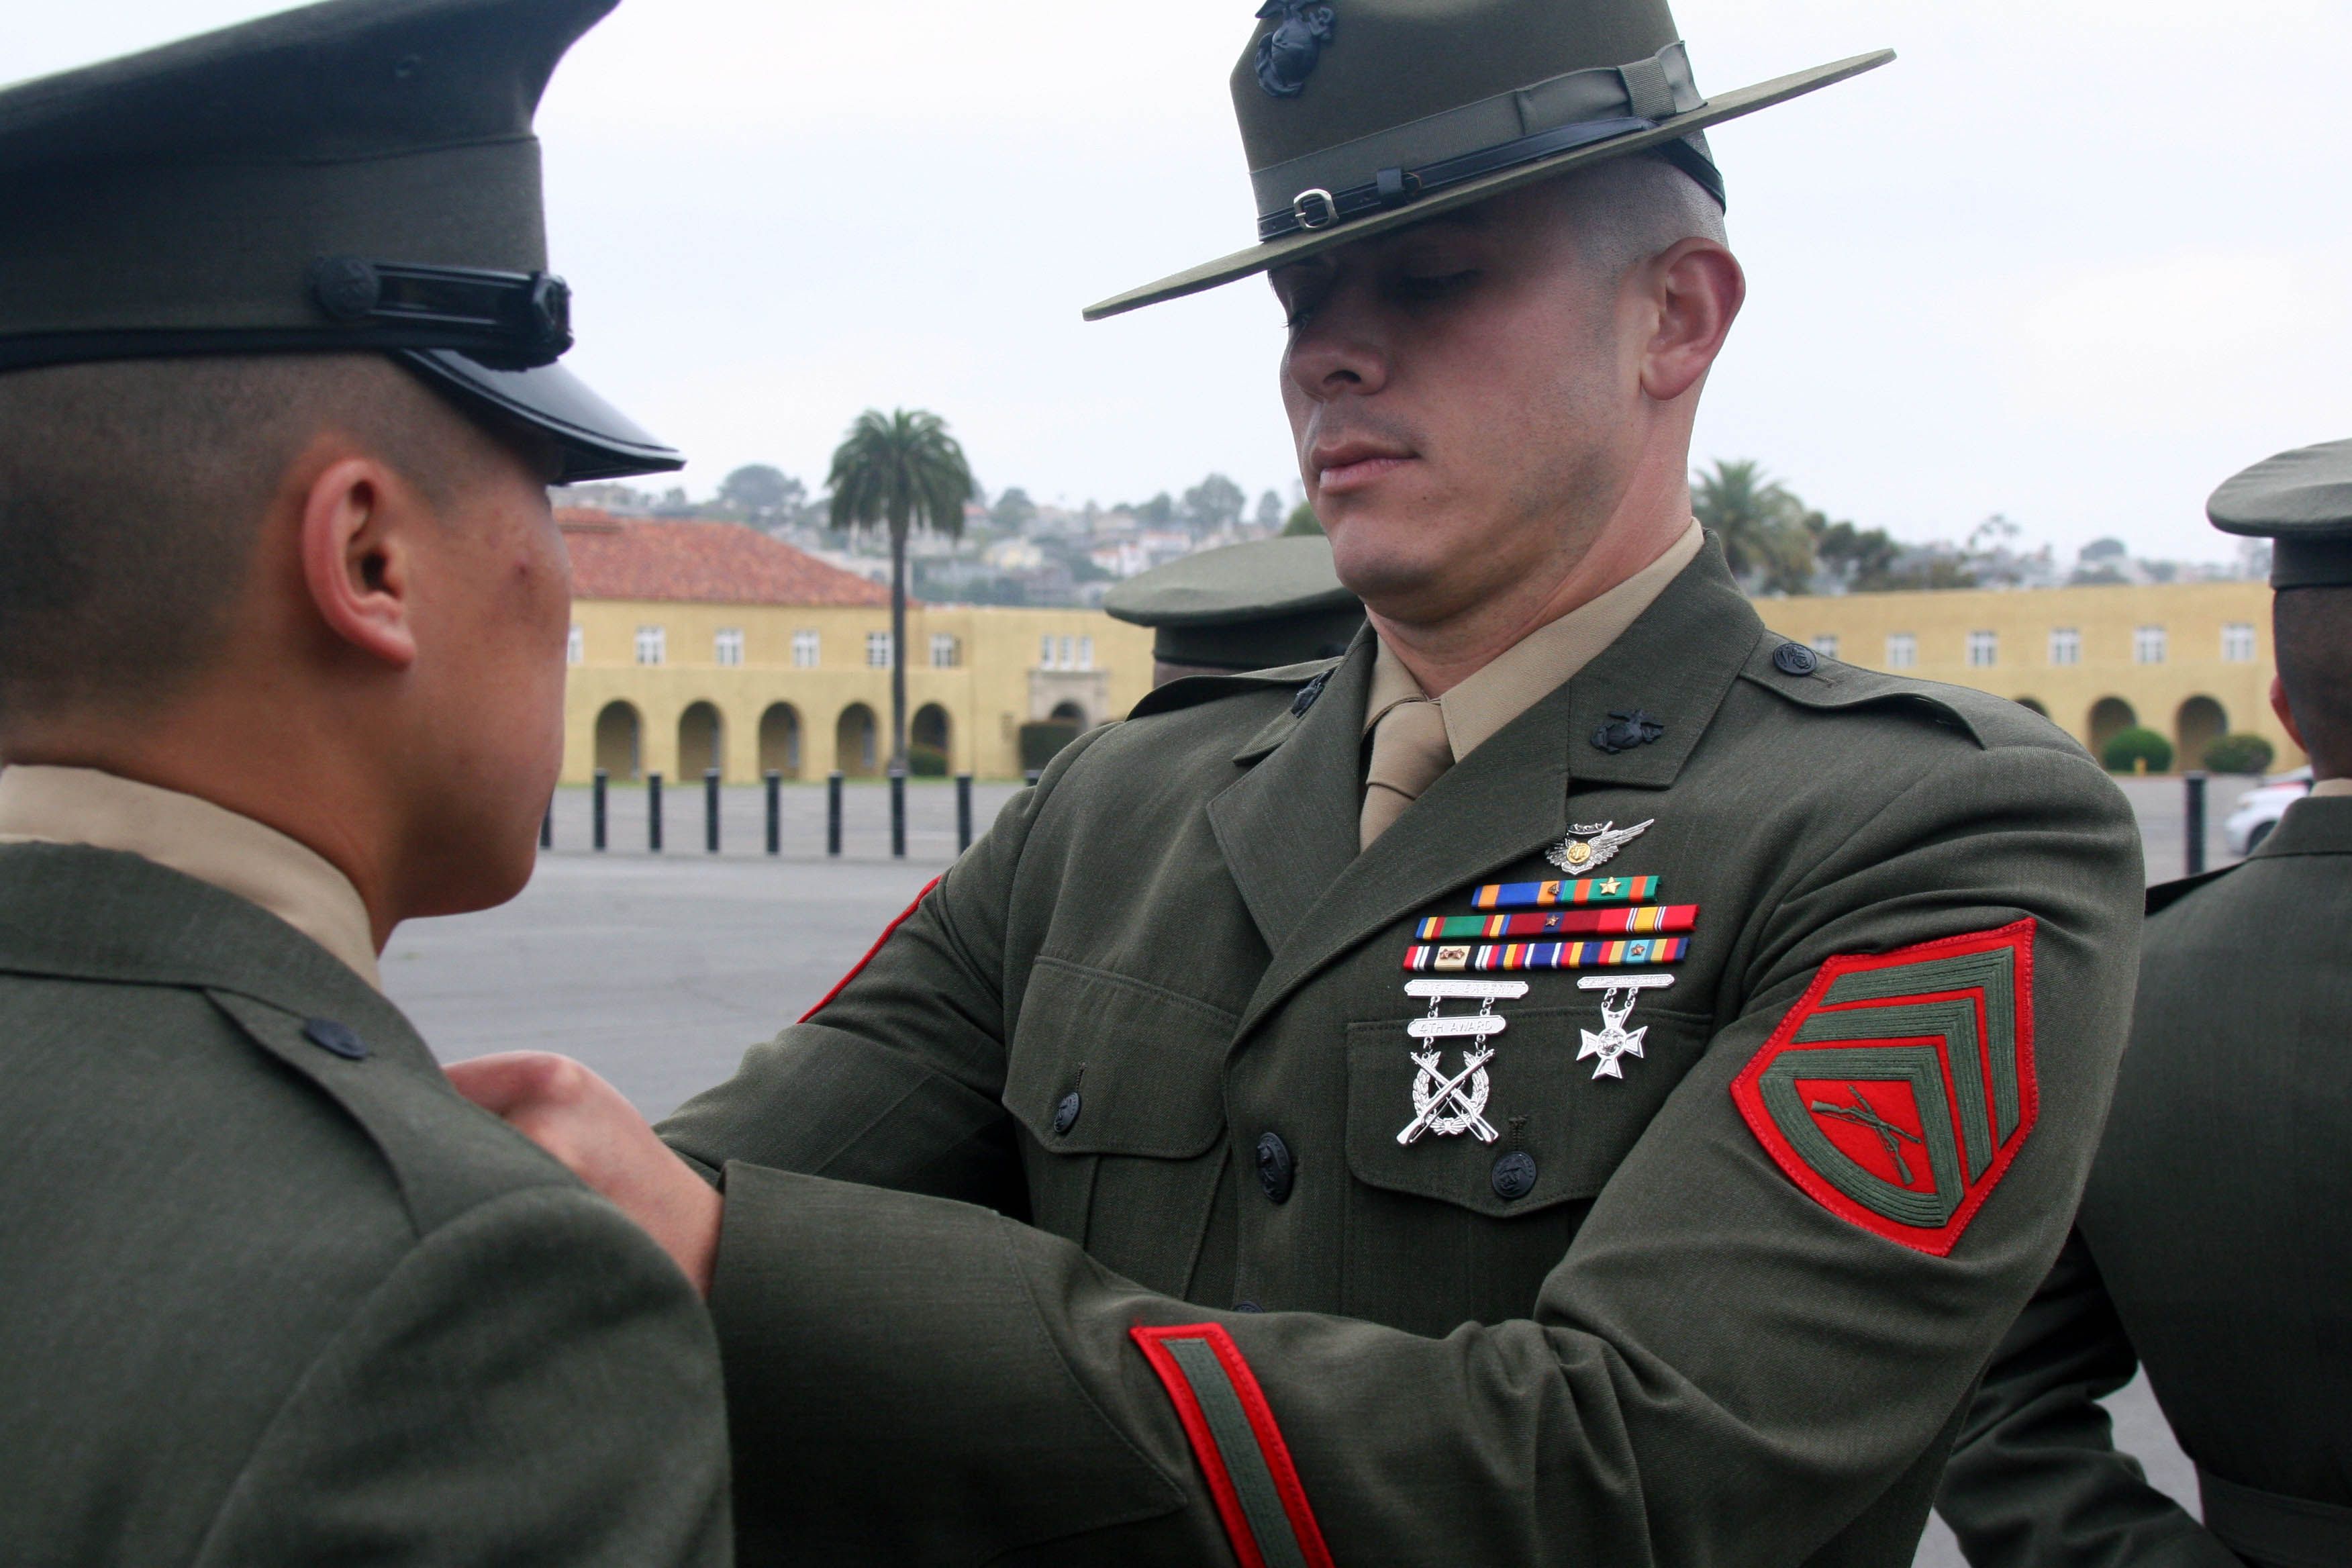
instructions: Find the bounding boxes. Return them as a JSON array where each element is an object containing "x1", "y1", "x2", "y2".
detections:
[{"x1": 2224, "y1": 767, "x2": 2313, "y2": 856}]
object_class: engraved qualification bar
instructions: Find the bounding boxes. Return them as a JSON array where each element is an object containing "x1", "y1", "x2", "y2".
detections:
[
  {"x1": 1416, "y1": 903, "x2": 1698, "y2": 941},
  {"x1": 1471, "y1": 874, "x2": 1659, "y2": 910}
]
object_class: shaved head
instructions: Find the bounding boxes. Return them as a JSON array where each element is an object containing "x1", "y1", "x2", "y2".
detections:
[
  {"x1": 1555, "y1": 150, "x2": 1730, "y2": 283},
  {"x1": 0, "y1": 354, "x2": 495, "y2": 726},
  {"x1": 2275, "y1": 586, "x2": 2352, "y2": 776}
]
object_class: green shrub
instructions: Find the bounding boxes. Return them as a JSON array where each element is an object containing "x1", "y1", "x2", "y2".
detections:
[
  {"x1": 1018, "y1": 720, "x2": 1081, "y2": 775},
  {"x1": 2102, "y1": 726, "x2": 2173, "y2": 774},
  {"x1": 2200, "y1": 732, "x2": 2275, "y2": 775},
  {"x1": 907, "y1": 743, "x2": 948, "y2": 777}
]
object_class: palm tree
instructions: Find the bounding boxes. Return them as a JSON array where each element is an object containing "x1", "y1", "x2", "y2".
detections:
[
  {"x1": 1692, "y1": 458, "x2": 1816, "y2": 595},
  {"x1": 828, "y1": 409, "x2": 977, "y2": 774}
]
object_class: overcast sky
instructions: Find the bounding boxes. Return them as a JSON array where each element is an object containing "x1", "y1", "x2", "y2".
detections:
[{"x1": 17, "y1": 1, "x2": 2350, "y2": 561}]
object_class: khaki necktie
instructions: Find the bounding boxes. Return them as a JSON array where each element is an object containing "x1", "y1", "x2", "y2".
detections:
[{"x1": 1360, "y1": 698, "x2": 1453, "y2": 848}]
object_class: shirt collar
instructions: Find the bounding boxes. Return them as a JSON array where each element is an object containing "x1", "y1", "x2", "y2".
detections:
[
  {"x1": 1363, "y1": 517, "x2": 1705, "y2": 761},
  {"x1": 0, "y1": 765, "x2": 382, "y2": 989},
  {"x1": 2310, "y1": 777, "x2": 2352, "y2": 798}
]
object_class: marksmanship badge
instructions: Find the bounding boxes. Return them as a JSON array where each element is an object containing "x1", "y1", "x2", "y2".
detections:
[
  {"x1": 1546, "y1": 820, "x2": 1652, "y2": 875},
  {"x1": 1730, "y1": 920, "x2": 2038, "y2": 1258},
  {"x1": 1397, "y1": 979, "x2": 1528, "y2": 1145},
  {"x1": 1577, "y1": 973, "x2": 1675, "y2": 1080}
]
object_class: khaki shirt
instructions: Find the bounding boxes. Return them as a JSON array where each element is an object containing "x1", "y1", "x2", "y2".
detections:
[{"x1": 0, "y1": 765, "x2": 380, "y2": 987}]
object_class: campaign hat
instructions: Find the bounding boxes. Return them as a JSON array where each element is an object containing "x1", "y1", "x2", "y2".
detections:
[
  {"x1": 1085, "y1": 0, "x2": 1891, "y2": 321},
  {"x1": 1105, "y1": 535, "x2": 1365, "y2": 674},
  {"x1": 0, "y1": 0, "x2": 679, "y2": 481},
  {"x1": 2209, "y1": 438, "x2": 2352, "y2": 589}
]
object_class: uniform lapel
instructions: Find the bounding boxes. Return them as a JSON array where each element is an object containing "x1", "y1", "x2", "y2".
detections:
[{"x1": 1232, "y1": 541, "x2": 1765, "y2": 1038}]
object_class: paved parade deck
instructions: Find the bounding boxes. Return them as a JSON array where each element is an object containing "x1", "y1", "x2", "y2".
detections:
[{"x1": 385, "y1": 775, "x2": 2224, "y2": 1561}]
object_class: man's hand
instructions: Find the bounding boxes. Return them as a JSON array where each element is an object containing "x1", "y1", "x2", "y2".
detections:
[{"x1": 446, "y1": 1052, "x2": 723, "y2": 1295}]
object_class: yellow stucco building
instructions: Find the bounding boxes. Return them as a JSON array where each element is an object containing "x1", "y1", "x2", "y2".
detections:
[
  {"x1": 1753, "y1": 579, "x2": 2298, "y2": 771},
  {"x1": 558, "y1": 511, "x2": 1151, "y2": 783}
]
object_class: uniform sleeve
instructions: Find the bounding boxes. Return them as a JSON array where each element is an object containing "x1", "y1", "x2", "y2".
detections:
[
  {"x1": 658, "y1": 738, "x2": 1112, "y2": 1214},
  {"x1": 1934, "y1": 1233, "x2": 2243, "y2": 1568},
  {"x1": 191, "y1": 1185, "x2": 731, "y2": 1568},
  {"x1": 699, "y1": 742, "x2": 2152, "y2": 1566}
]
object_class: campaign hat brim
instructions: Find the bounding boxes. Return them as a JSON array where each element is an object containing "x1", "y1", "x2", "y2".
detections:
[
  {"x1": 1083, "y1": 48, "x2": 1892, "y2": 323},
  {"x1": 397, "y1": 350, "x2": 682, "y2": 483}
]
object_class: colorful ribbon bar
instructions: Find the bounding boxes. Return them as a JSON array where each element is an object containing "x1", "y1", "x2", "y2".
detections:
[
  {"x1": 1470, "y1": 875, "x2": 1659, "y2": 910},
  {"x1": 1416, "y1": 904, "x2": 1696, "y2": 942},
  {"x1": 1402, "y1": 937, "x2": 1691, "y2": 973}
]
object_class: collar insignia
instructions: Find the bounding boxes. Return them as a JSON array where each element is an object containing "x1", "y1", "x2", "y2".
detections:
[
  {"x1": 1591, "y1": 709, "x2": 1666, "y2": 754},
  {"x1": 1255, "y1": 1, "x2": 1336, "y2": 99}
]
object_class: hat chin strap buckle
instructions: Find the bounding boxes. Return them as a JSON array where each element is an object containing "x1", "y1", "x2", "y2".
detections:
[{"x1": 1290, "y1": 188, "x2": 1340, "y2": 230}]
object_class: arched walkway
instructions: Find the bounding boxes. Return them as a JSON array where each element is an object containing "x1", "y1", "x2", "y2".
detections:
[
  {"x1": 759, "y1": 703, "x2": 802, "y2": 779},
  {"x1": 2088, "y1": 697, "x2": 2137, "y2": 756},
  {"x1": 2013, "y1": 697, "x2": 2049, "y2": 718},
  {"x1": 1049, "y1": 699, "x2": 1087, "y2": 726},
  {"x1": 836, "y1": 703, "x2": 879, "y2": 777},
  {"x1": 594, "y1": 701, "x2": 642, "y2": 780},
  {"x1": 910, "y1": 703, "x2": 952, "y2": 777},
  {"x1": 2176, "y1": 696, "x2": 2226, "y2": 771},
  {"x1": 678, "y1": 701, "x2": 724, "y2": 780}
]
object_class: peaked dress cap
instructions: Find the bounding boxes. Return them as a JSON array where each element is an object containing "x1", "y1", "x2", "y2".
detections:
[
  {"x1": 2208, "y1": 438, "x2": 2352, "y2": 589},
  {"x1": 0, "y1": 0, "x2": 679, "y2": 481}
]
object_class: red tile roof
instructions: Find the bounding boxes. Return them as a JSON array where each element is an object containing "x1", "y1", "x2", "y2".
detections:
[{"x1": 558, "y1": 509, "x2": 896, "y2": 607}]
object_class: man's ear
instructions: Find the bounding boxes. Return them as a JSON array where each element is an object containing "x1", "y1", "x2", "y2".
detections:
[
  {"x1": 2270, "y1": 675, "x2": 2309, "y2": 756},
  {"x1": 297, "y1": 452, "x2": 422, "y2": 671},
  {"x1": 1638, "y1": 237, "x2": 1744, "y2": 403}
]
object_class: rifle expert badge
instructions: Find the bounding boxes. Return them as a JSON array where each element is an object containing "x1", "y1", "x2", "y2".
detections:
[{"x1": 1397, "y1": 979, "x2": 1528, "y2": 1144}]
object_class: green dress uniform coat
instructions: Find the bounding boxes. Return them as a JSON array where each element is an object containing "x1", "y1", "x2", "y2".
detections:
[
  {"x1": 661, "y1": 541, "x2": 2144, "y2": 1567},
  {"x1": 0, "y1": 844, "x2": 732, "y2": 1567},
  {"x1": 1937, "y1": 795, "x2": 2352, "y2": 1568}
]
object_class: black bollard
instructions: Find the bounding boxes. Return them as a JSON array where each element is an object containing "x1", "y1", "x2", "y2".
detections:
[
  {"x1": 765, "y1": 771, "x2": 781, "y2": 856},
  {"x1": 704, "y1": 769, "x2": 721, "y2": 853},
  {"x1": 890, "y1": 768, "x2": 906, "y2": 859},
  {"x1": 592, "y1": 770, "x2": 607, "y2": 851},
  {"x1": 2184, "y1": 771, "x2": 2207, "y2": 877},
  {"x1": 826, "y1": 771, "x2": 843, "y2": 857},
  {"x1": 540, "y1": 797, "x2": 553, "y2": 850},
  {"x1": 648, "y1": 773, "x2": 663, "y2": 853},
  {"x1": 956, "y1": 773, "x2": 974, "y2": 852}
]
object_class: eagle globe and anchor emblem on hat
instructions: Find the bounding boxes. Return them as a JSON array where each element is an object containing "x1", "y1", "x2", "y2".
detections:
[{"x1": 1081, "y1": 0, "x2": 1895, "y2": 322}]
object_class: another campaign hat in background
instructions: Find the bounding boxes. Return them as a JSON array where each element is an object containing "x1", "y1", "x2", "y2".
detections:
[
  {"x1": 1085, "y1": 0, "x2": 1892, "y2": 320},
  {"x1": 2209, "y1": 439, "x2": 2352, "y2": 589},
  {"x1": 0, "y1": 0, "x2": 680, "y2": 481},
  {"x1": 1106, "y1": 536, "x2": 1365, "y2": 677}
]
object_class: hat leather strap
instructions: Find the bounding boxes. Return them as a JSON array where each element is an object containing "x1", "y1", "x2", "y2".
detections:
[{"x1": 1251, "y1": 40, "x2": 1712, "y2": 242}]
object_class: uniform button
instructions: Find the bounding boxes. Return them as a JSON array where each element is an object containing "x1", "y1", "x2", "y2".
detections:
[
  {"x1": 303, "y1": 1018, "x2": 369, "y2": 1061},
  {"x1": 1052, "y1": 1091, "x2": 1082, "y2": 1136},
  {"x1": 1255, "y1": 1131, "x2": 1295, "y2": 1204},
  {"x1": 1233, "y1": 1300, "x2": 1264, "y2": 1314},
  {"x1": 1774, "y1": 642, "x2": 1820, "y2": 677},
  {"x1": 1491, "y1": 1150, "x2": 1537, "y2": 1202}
]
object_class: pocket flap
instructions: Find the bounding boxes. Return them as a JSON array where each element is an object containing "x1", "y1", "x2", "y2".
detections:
[
  {"x1": 1004, "y1": 958, "x2": 1236, "y2": 1158},
  {"x1": 1345, "y1": 1003, "x2": 1710, "y2": 1216}
]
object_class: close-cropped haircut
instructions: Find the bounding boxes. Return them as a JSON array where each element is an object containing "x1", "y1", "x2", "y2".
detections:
[
  {"x1": 2274, "y1": 585, "x2": 2352, "y2": 775},
  {"x1": 1556, "y1": 149, "x2": 1731, "y2": 284},
  {"x1": 0, "y1": 354, "x2": 473, "y2": 724}
]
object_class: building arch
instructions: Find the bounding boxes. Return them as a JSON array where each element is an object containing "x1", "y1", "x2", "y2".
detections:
[
  {"x1": 836, "y1": 703, "x2": 879, "y2": 777},
  {"x1": 594, "y1": 700, "x2": 642, "y2": 780},
  {"x1": 2012, "y1": 696, "x2": 2049, "y2": 718},
  {"x1": 910, "y1": 703, "x2": 952, "y2": 777},
  {"x1": 2175, "y1": 695, "x2": 2227, "y2": 770},
  {"x1": 678, "y1": 701, "x2": 724, "y2": 780},
  {"x1": 2088, "y1": 697, "x2": 2137, "y2": 756},
  {"x1": 758, "y1": 703, "x2": 803, "y2": 779},
  {"x1": 1048, "y1": 699, "x2": 1088, "y2": 726}
]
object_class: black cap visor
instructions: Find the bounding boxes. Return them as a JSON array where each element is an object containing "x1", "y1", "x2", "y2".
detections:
[{"x1": 397, "y1": 349, "x2": 681, "y2": 483}]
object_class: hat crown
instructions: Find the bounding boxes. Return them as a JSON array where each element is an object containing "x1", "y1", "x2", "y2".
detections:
[{"x1": 1230, "y1": 0, "x2": 1682, "y2": 173}]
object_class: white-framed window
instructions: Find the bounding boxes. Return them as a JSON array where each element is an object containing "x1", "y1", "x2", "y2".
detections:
[
  {"x1": 1966, "y1": 630, "x2": 1998, "y2": 669},
  {"x1": 1885, "y1": 633, "x2": 1917, "y2": 670},
  {"x1": 1810, "y1": 634, "x2": 1839, "y2": 660},
  {"x1": 2134, "y1": 626, "x2": 2167, "y2": 665},
  {"x1": 634, "y1": 626, "x2": 665, "y2": 666},
  {"x1": 1039, "y1": 634, "x2": 1056, "y2": 669},
  {"x1": 2049, "y1": 628, "x2": 2081, "y2": 666},
  {"x1": 1057, "y1": 634, "x2": 1075, "y2": 671},
  {"x1": 929, "y1": 633, "x2": 962, "y2": 669},
  {"x1": 2222, "y1": 622, "x2": 2257, "y2": 663},
  {"x1": 567, "y1": 626, "x2": 584, "y2": 666},
  {"x1": 715, "y1": 628, "x2": 744, "y2": 667},
  {"x1": 866, "y1": 630, "x2": 893, "y2": 669},
  {"x1": 791, "y1": 630, "x2": 820, "y2": 669},
  {"x1": 1077, "y1": 636, "x2": 1095, "y2": 671}
]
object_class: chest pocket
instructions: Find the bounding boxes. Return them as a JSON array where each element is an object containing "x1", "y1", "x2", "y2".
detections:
[
  {"x1": 1004, "y1": 958, "x2": 1236, "y2": 1286},
  {"x1": 1344, "y1": 1002, "x2": 1714, "y2": 1217}
]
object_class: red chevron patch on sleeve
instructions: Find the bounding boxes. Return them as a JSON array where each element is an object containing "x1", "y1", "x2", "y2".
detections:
[
  {"x1": 797, "y1": 877, "x2": 940, "y2": 1023},
  {"x1": 1730, "y1": 919, "x2": 2037, "y2": 1257}
]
